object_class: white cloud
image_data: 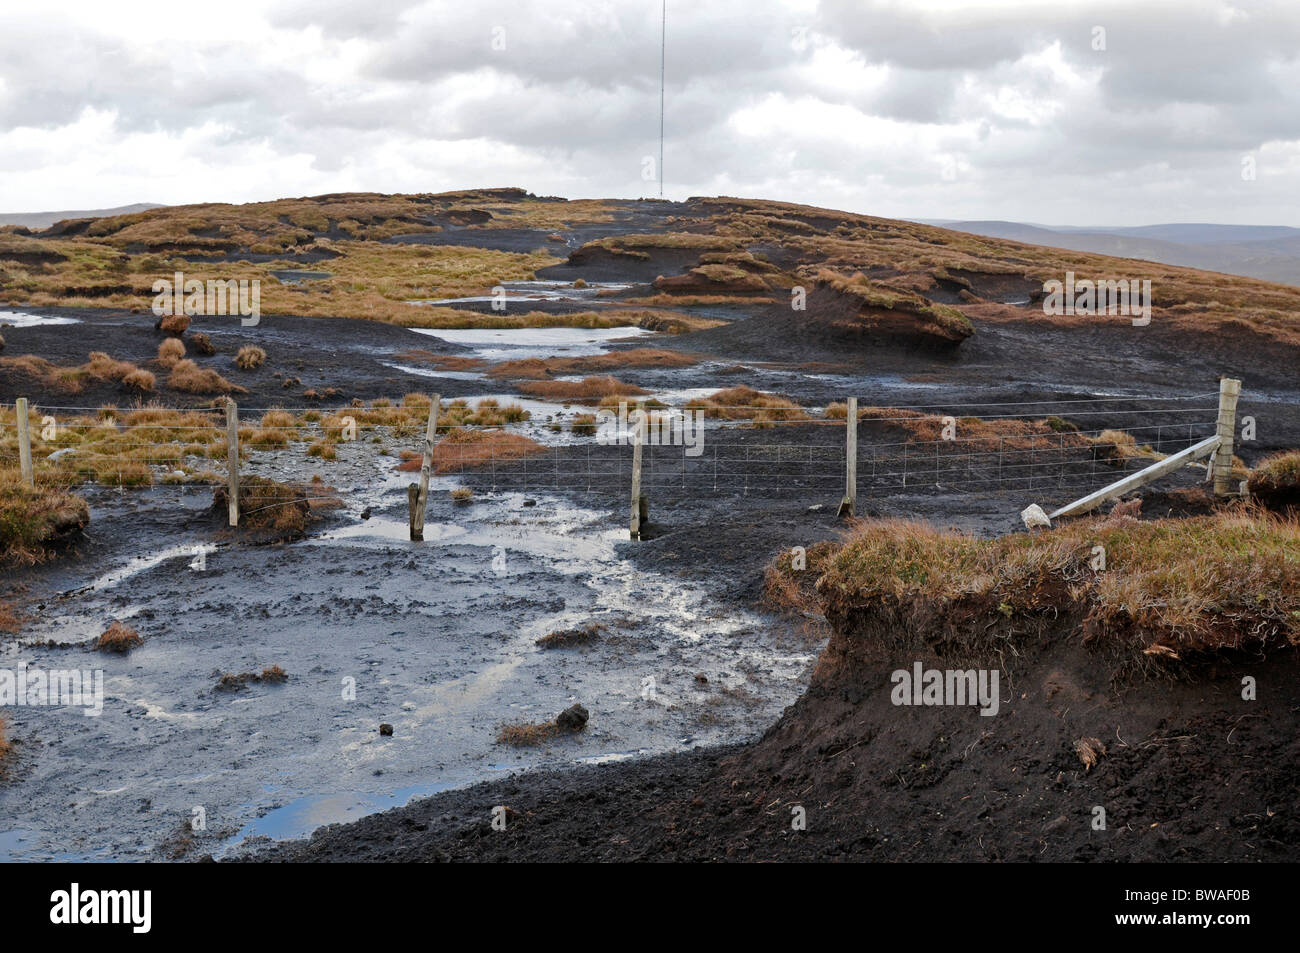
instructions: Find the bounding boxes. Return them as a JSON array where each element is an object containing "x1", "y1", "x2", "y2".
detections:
[{"x1": 0, "y1": 0, "x2": 1297, "y2": 224}]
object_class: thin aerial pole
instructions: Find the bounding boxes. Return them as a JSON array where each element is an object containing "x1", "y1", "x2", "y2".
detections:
[{"x1": 659, "y1": 0, "x2": 665, "y2": 199}]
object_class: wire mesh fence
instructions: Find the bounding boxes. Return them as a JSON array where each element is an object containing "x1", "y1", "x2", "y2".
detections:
[{"x1": 0, "y1": 390, "x2": 1229, "y2": 518}]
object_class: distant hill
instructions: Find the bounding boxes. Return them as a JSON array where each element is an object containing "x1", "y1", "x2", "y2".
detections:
[
  {"x1": 0, "y1": 203, "x2": 164, "y2": 229},
  {"x1": 921, "y1": 220, "x2": 1300, "y2": 287}
]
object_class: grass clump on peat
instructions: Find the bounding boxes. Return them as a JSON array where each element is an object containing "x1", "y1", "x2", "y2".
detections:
[
  {"x1": 94, "y1": 621, "x2": 143, "y2": 653},
  {"x1": 808, "y1": 511, "x2": 1300, "y2": 673},
  {"x1": 0, "y1": 477, "x2": 89, "y2": 566},
  {"x1": 1248, "y1": 450, "x2": 1300, "y2": 511}
]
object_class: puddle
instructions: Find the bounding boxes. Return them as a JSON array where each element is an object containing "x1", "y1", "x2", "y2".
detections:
[
  {"x1": 3, "y1": 473, "x2": 813, "y2": 860},
  {"x1": 312, "y1": 518, "x2": 466, "y2": 544},
  {"x1": 411, "y1": 280, "x2": 632, "y2": 306},
  {"x1": 409, "y1": 325, "x2": 656, "y2": 361},
  {"x1": 218, "y1": 782, "x2": 458, "y2": 853},
  {"x1": 0, "y1": 310, "x2": 80, "y2": 328},
  {"x1": 271, "y1": 270, "x2": 332, "y2": 285},
  {"x1": 382, "y1": 362, "x2": 486, "y2": 382},
  {"x1": 70, "y1": 542, "x2": 217, "y2": 595}
]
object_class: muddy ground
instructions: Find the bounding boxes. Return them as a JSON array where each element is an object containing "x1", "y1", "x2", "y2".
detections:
[{"x1": 3, "y1": 212, "x2": 1299, "y2": 862}]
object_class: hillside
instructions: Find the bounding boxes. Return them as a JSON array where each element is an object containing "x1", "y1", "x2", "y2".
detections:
[{"x1": 3, "y1": 189, "x2": 1300, "y2": 350}]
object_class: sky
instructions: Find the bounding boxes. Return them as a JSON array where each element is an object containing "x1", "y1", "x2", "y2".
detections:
[{"x1": 1, "y1": 0, "x2": 1298, "y2": 225}]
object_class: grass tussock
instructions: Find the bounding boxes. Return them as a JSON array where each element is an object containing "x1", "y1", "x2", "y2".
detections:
[
  {"x1": 496, "y1": 721, "x2": 560, "y2": 746},
  {"x1": 234, "y1": 345, "x2": 266, "y2": 370},
  {"x1": 94, "y1": 621, "x2": 143, "y2": 653},
  {"x1": 536, "y1": 623, "x2": 604, "y2": 649},
  {"x1": 156, "y1": 338, "x2": 185, "y2": 367},
  {"x1": 168, "y1": 359, "x2": 246, "y2": 395},
  {"x1": 812, "y1": 512, "x2": 1300, "y2": 669},
  {"x1": 0, "y1": 478, "x2": 90, "y2": 566},
  {"x1": 213, "y1": 476, "x2": 313, "y2": 533},
  {"x1": 1248, "y1": 450, "x2": 1300, "y2": 510},
  {"x1": 686, "y1": 386, "x2": 808, "y2": 426},
  {"x1": 215, "y1": 664, "x2": 289, "y2": 692},
  {"x1": 517, "y1": 375, "x2": 648, "y2": 403},
  {"x1": 487, "y1": 348, "x2": 698, "y2": 380},
  {"x1": 425, "y1": 427, "x2": 546, "y2": 475}
]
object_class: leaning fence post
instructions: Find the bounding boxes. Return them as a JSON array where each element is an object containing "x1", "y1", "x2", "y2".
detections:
[
  {"x1": 224, "y1": 398, "x2": 240, "y2": 526},
  {"x1": 630, "y1": 406, "x2": 645, "y2": 540},
  {"x1": 16, "y1": 397, "x2": 33, "y2": 487},
  {"x1": 1212, "y1": 377, "x2": 1242, "y2": 496},
  {"x1": 412, "y1": 394, "x2": 439, "y2": 541},
  {"x1": 838, "y1": 396, "x2": 857, "y2": 517}
]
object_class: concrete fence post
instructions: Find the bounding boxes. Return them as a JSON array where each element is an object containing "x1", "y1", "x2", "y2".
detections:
[
  {"x1": 16, "y1": 397, "x2": 33, "y2": 487},
  {"x1": 630, "y1": 406, "x2": 646, "y2": 540},
  {"x1": 838, "y1": 396, "x2": 857, "y2": 518},
  {"x1": 1212, "y1": 377, "x2": 1242, "y2": 496},
  {"x1": 225, "y1": 398, "x2": 240, "y2": 526}
]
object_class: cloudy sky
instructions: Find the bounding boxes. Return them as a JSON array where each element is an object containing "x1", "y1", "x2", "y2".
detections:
[{"x1": 1, "y1": 0, "x2": 1298, "y2": 225}]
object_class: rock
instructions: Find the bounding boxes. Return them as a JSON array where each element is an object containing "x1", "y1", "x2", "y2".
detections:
[
  {"x1": 1020, "y1": 503, "x2": 1052, "y2": 531},
  {"x1": 379, "y1": 723, "x2": 394, "y2": 736},
  {"x1": 523, "y1": 499, "x2": 537, "y2": 507},
  {"x1": 555, "y1": 703, "x2": 589, "y2": 733},
  {"x1": 806, "y1": 503, "x2": 823, "y2": 512}
]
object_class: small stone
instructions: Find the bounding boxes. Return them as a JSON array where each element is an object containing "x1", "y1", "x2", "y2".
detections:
[{"x1": 379, "y1": 723, "x2": 394, "y2": 736}]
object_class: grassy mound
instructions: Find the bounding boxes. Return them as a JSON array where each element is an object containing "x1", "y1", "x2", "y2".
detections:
[
  {"x1": 427, "y1": 427, "x2": 546, "y2": 475},
  {"x1": 805, "y1": 512, "x2": 1300, "y2": 675},
  {"x1": 1248, "y1": 450, "x2": 1300, "y2": 511},
  {"x1": 0, "y1": 478, "x2": 89, "y2": 566},
  {"x1": 212, "y1": 476, "x2": 312, "y2": 533}
]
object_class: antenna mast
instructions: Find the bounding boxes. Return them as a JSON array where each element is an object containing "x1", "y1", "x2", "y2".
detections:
[{"x1": 659, "y1": 0, "x2": 665, "y2": 199}]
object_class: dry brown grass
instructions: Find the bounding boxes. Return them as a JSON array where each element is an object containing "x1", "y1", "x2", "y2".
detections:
[
  {"x1": 686, "y1": 386, "x2": 808, "y2": 427},
  {"x1": 1247, "y1": 450, "x2": 1300, "y2": 509},
  {"x1": 418, "y1": 427, "x2": 546, "y2": 474},
  {"x1": 0, "y1": 599, "x2": 22, "y2": 634},
  {"x1": 487, "y1": 347, "x2": 698, "y2": 380},
  {"x1": 157, "y1": 338, "x2": 185, "y2": 367},
  {"x1": 234, "y1": 345, "x2": 266, "y2": 370},
  {"x1": 158, "y1": 313, "x2": 191, "y2": 336},
  {"x1": 517, "y1": 375, "x2": 648, "y2": 403},
  {"x1": 536, "y1": 623, "x2": 604, "y2": 649},
  {"x1": 496, "y1": 721, "x2": 560, "y2": 746},
  {"x1": 0, "y1": 477, "x2": 89, "y2": 565},
  {"x1": 815, "y1": 511, "x2": 1300, "y2": 666},
  {"x1": 168, "y1": 359, "x2": 245, "y2": 395},
  {"x1": 0, "y1": 716, "x2": 9, "y2": 763},
  {"x1": 214, "y1": 476, "x2": 312, "y2": 533},
  {"x1": 94, "y1": 621, "x2": 143, "y2": 653}
]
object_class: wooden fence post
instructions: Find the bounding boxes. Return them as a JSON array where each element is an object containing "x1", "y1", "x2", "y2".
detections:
[
  {"x1": 224, "y1": 398, "x2": 240, "y2": 526},
  {"x1": 838, "y1": 396, "x2": 857, "y2": 518},
  {"x1": 408, "y1": 483, "x2": 421, "y2": 540},
  {"x1": 630, "y1": 406, "x2": 645, "y2": 540},
  {"x1": 1212, "y1": 377, "x2": 1242, "y2": 496},
  {"x1": 412, "y1": 394, "x2": 439, "y2": 541},
  {"x1": 16, "y1": 397, "x2": 33, "y2": 487}
]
